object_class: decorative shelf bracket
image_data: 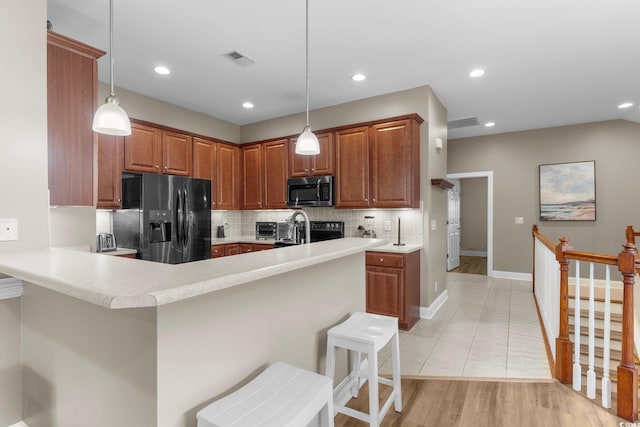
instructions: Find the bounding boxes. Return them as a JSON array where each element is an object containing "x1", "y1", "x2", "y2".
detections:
[{"x1": 431, "y1": 178, "x2": 455, "y2": 190}]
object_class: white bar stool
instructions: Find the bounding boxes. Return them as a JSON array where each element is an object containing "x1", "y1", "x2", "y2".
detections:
[
  {"x1": 325, "y1": 312, "x2": 402, "y2": 426},
  {"x1": 197, "y1": 362, "x2": 334, "y2": 427}
]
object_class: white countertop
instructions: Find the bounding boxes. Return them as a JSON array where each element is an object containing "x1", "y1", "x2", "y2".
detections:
[
  {"x1": 370, "y1": 243, "x2": 423, "y2": 254},
  {"x1": 0, "y1": 238, "x2": 385, "y2": 310},
  {"x1": 212, "y1": 236, "x2": 422, "y2": 253}
]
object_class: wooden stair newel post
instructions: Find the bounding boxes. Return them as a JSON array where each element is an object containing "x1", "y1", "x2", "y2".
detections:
[
  {"x1": 625, "y1": 225, "x2": 635, "y2": 244},
  {"x1": 555, "y1": 237, "x2": 573, "y2": 383},
  {"x1": 616, "y1": 242, "x2": 639, "y2": 422}
]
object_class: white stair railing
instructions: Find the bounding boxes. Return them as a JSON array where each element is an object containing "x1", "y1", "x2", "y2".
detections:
[
  {"x1": 534, "y1": 236, "x2": 560, "y2": 360},
  {"x1": 573, "y1": 261, "x2": 581, "y2": 391}
]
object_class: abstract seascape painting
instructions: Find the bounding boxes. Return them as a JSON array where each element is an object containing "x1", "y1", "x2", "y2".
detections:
[{"x1": 539, "y1": 161, "x2": 596, "y2": 221}]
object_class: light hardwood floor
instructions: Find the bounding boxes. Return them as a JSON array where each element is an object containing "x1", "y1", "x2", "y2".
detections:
[
  {"x1": 451, "y1": 256, "x2": 487, "y2": 275},
  {"x1": 335, "y1": 377, "x2": 624, "y2": 426}
]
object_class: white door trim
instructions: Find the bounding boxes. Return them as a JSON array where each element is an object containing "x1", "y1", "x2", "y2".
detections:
[{"x1": 446, "y1": 171, "x2": 494, "y2": 278}]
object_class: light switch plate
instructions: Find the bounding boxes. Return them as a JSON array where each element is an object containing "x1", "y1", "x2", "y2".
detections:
[
  {"x1": 383, "y1": 220, "x2": 392, "y2": 231},
  {"x1": 0, "y1": 218, "x2": 18, "y2": 241},
  {"x1": 515, "y1": 216, "x2": 524, "y2": 225},
  {"x1": 431, "y1": 220, "x2": 437, "y2": 231}
]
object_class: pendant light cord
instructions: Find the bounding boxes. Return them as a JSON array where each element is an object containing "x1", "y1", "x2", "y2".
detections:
[
  {"x1": 109, "y1": 0, "x2": 115, "y2": 97},
  {"x1": 305, "y1": 0, "x2": 310, "y2": 127}
]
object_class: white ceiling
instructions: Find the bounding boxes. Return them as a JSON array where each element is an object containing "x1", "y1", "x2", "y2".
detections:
[{"x1": 47, "y1": 0, "x2": 640, "y2": 139}]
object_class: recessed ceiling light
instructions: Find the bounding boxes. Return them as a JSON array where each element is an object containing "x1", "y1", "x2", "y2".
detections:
[
  {"x1": 618, "y1": 102, "x2": 634, "y2": 109},
  {"x1": 351, "y1": 73, "x2": 367, "y2": 82},
  {"x1": 154, "y1": 65, "x2": 170, "y2": 75},
  {"x1": 242, "y1": 102, "x2": 254, "y2": 109},
  {"x1": 484, "y1": 122, "x2": 495, "y2": 127},
  {"x1": 469, "y1": 69, "x2": 485, "y2": 78}
]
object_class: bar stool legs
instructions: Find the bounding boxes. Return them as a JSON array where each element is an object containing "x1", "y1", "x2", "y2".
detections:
[{"x1": 325, "y1": 312, "x2": 402, "y2": 427}]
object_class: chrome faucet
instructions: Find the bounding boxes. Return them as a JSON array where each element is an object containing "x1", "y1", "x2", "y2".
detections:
[{"x1": 289, "y1": 209, "x2": 311, "y2": 244}]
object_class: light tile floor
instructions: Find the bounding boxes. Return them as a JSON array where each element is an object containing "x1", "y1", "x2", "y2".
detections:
[{"x1": 378, "y1": 272, "x2": 552, "y2": 379}]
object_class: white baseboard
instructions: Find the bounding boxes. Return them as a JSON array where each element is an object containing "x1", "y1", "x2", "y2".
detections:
[
  {"x1": 491, "y1": 270, "x2": 532, "y2": 282},
  {"x1": 9, "y1": 422, "x2": 29, "y2": 427},
  {"x1": 420, "y1": 290, "x2": 448, "y2": 320},
  {"x1": 460, "y1": 250, "x2": 487, "y2": 257}
]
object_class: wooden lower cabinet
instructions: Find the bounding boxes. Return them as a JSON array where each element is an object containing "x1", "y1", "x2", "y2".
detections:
[
  {"x1": 212, "y1": 243, "x2": 274, "y2": 258},
  {"x1": 97, "y1": 133, "x2": 124, "y2": 209},
  {"x1": 211, "y1": 245, "x2": 225, "y2": 258},
  {"x1": 365, "y1": 250, "x2": 420, "y2": 331},
  {"x1": 224, "y1": 244, "x2": 241, "y2": 256}
]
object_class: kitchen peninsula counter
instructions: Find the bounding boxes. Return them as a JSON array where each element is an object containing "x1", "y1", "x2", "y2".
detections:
[
  {"x1": 4, "y1": 237, "x2": 383, "y2": 427},
  {"x1": 0, "y1": 237, "x2": 385, "y2": 309}
]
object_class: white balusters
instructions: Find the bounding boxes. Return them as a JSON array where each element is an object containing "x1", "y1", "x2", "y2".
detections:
[
  {"x1": 602, "y1": 265, "x2": 612, "y2": 408},
  {"x1": 573, "y1": 261, "x2": 582, "y2": 391},
  {"x1": 586, "y1": 262, "x2": 596, "y2": 399}
]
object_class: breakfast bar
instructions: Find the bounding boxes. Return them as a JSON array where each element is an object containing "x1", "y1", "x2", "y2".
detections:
[{"x1": 0, "y1": 238, "x2": 385, "y2": 427}]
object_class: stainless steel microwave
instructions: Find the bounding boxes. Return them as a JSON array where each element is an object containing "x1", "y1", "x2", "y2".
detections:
[{"x1": 287, "y1": 176, "x2": 334, "y2": 207}]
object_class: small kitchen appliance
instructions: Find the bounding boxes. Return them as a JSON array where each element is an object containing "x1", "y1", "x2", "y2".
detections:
[
  {"x1": 96, "y1": 233, "x2": 117, "y2": 252},
  {"x1": 359, "y1": 216, "x2": 377, "y2": 238},
  {"x1": 255, "y1": 222, "x2": 277, "y2": 240}
]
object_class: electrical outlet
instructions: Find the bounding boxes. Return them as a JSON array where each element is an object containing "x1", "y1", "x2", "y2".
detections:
[
  {"x1": 0, "y1": 218, "x2": 18, "y2": 241},
  {"x1": 515, "y1": 216, "x2": 524, "y2": 225},
  {"x1": 383, "y1": 220, "x2": 392, "y2": 231}
]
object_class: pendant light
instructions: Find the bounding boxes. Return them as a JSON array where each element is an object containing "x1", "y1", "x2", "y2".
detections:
[
  {"x1": 92, "y1": 0, "x2": 131, "y2": 136},
  {"x1": 295, "y1": 0, "x2": 320, "y2": 155}
]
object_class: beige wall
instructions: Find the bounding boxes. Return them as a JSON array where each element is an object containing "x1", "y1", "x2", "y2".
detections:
[
  {"x1": 49, "y1": 206, "x2": 97, "y2": 251},
  {"x1": 0, "y1": 0, "x2": 49, "y2": 424},
  {"x1": 21, "y1": 284, "x2": 157, "y2": 427},
  {"x1": 460, "y1": 178, "x2": 488, "y2": 253},
  {"x1": 157, "y1": 253, "x2": 365, "y2": 427},
  {"x1": 100, "y1": 83, "x2": 241, "y2": 143},
  {"x1": 423, "y1": 88, "x2": 448, "y2": 306},
  {"x1": 448, "y1": 120, "x2": 640, "y2": 273}
]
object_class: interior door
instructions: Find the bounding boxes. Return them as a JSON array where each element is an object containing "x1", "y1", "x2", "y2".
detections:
[{"x1": 447, "y1": 179, "x2": 461, "y2": 271}]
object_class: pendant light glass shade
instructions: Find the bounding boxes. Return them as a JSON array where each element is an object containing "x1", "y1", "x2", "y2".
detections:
[
  {"x1": 92, "y1": 0, "x2": 131, "y2": 136},
  {"x1": 93, "y1": 94, "x2": 131, "y2": 135},
  {"x1": 295, "y1": 0, "x2": 319, "y2": 156},
  {"x1": 296, "y1": 125, "x2": 320, "y2": 155}
]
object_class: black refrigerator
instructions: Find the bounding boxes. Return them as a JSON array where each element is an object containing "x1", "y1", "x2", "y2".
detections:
[{"x1": 113, "y1": 173, "x2": 211, "y2": 264}]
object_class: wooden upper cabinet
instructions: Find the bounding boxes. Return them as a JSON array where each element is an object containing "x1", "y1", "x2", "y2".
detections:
[
  {"x1": 242, "y1": 144, "x2": 263, "y2": 209},
  {"x1": 335, "y1": 126, "x2": 370, "y2": 208},
  {"x1": 217, "y1": 143, "x2": 241, "y2": 210},
  {"x1": 97, "y1": 134, "x2": 124, "y2": 209},
  {"x1": 334, "y1": 115, "x2": 421, "y2": 209},
  {"x1": 192, "y1": 137, "x2": 217, "y2": 209},
  {"x1": 370, "y1": 119, "x2": 420, "y2": 208},
  {"x1": 162, "y1": 131, "x2": 192, "y2": 176},
  {"x1": 124, "y1": 122, "x2": 162, "y2": 173},
  {"x1": 47, "y1": 32, "x2": 105, "y2": 206},
  {"x1": 124, "y1": 122, "x2": 192, "y2": 176},
  {"x1": 289, "y1": 132, "x2": 334, "y2": 177},
  {"x1": 263, "y1": 139, "x2": 289, "y2": 208}
]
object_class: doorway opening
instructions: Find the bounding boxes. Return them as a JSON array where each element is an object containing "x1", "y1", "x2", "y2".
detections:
[{"x1": 446, "y1": 171, "x2": 494, "y2": 277}]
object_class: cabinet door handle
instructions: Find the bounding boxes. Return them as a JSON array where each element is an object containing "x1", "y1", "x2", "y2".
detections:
[
  {"x1": 380, "y1": 258, "x2": 384, "y2": 262},
  {"x1": 164, "y1": 166, "x2": 168, "y2": 170},
  {"x1": 155, "y1": 165, "x2": 159, "y2": 169},
  {"x1": 364, "y1": 198, "x2": 368, "y2": 202},
  {"x1": 117, "y1": 198, "x2": 121, "y2": 202},
  {"x1": 373, "y1": 198, "x2": 376, "y2": 202}
]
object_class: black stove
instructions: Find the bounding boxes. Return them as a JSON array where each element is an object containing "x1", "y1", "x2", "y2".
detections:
[
  {"x1": 274, "y1": 221, "x2": 344, "y2": 248},
  {"x1": 309, "y1": 221, "x2": 344, "y2": 242}
]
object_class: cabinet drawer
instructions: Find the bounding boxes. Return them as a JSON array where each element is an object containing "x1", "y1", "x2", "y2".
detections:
[
  {"x1": 211, "y1": 245, "x2": 225, "y2": 258},
  {"x1": 366, "y1": 252, "x2": 404, "y2": 268}
]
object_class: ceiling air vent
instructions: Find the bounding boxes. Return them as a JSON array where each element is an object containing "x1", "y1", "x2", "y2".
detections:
[
  {"x1": 223, "y1": 51, "x2": 255, "y2": 67},
  {"x1": 447, "y1": 116, "x2": 479, "y2": 129}
]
